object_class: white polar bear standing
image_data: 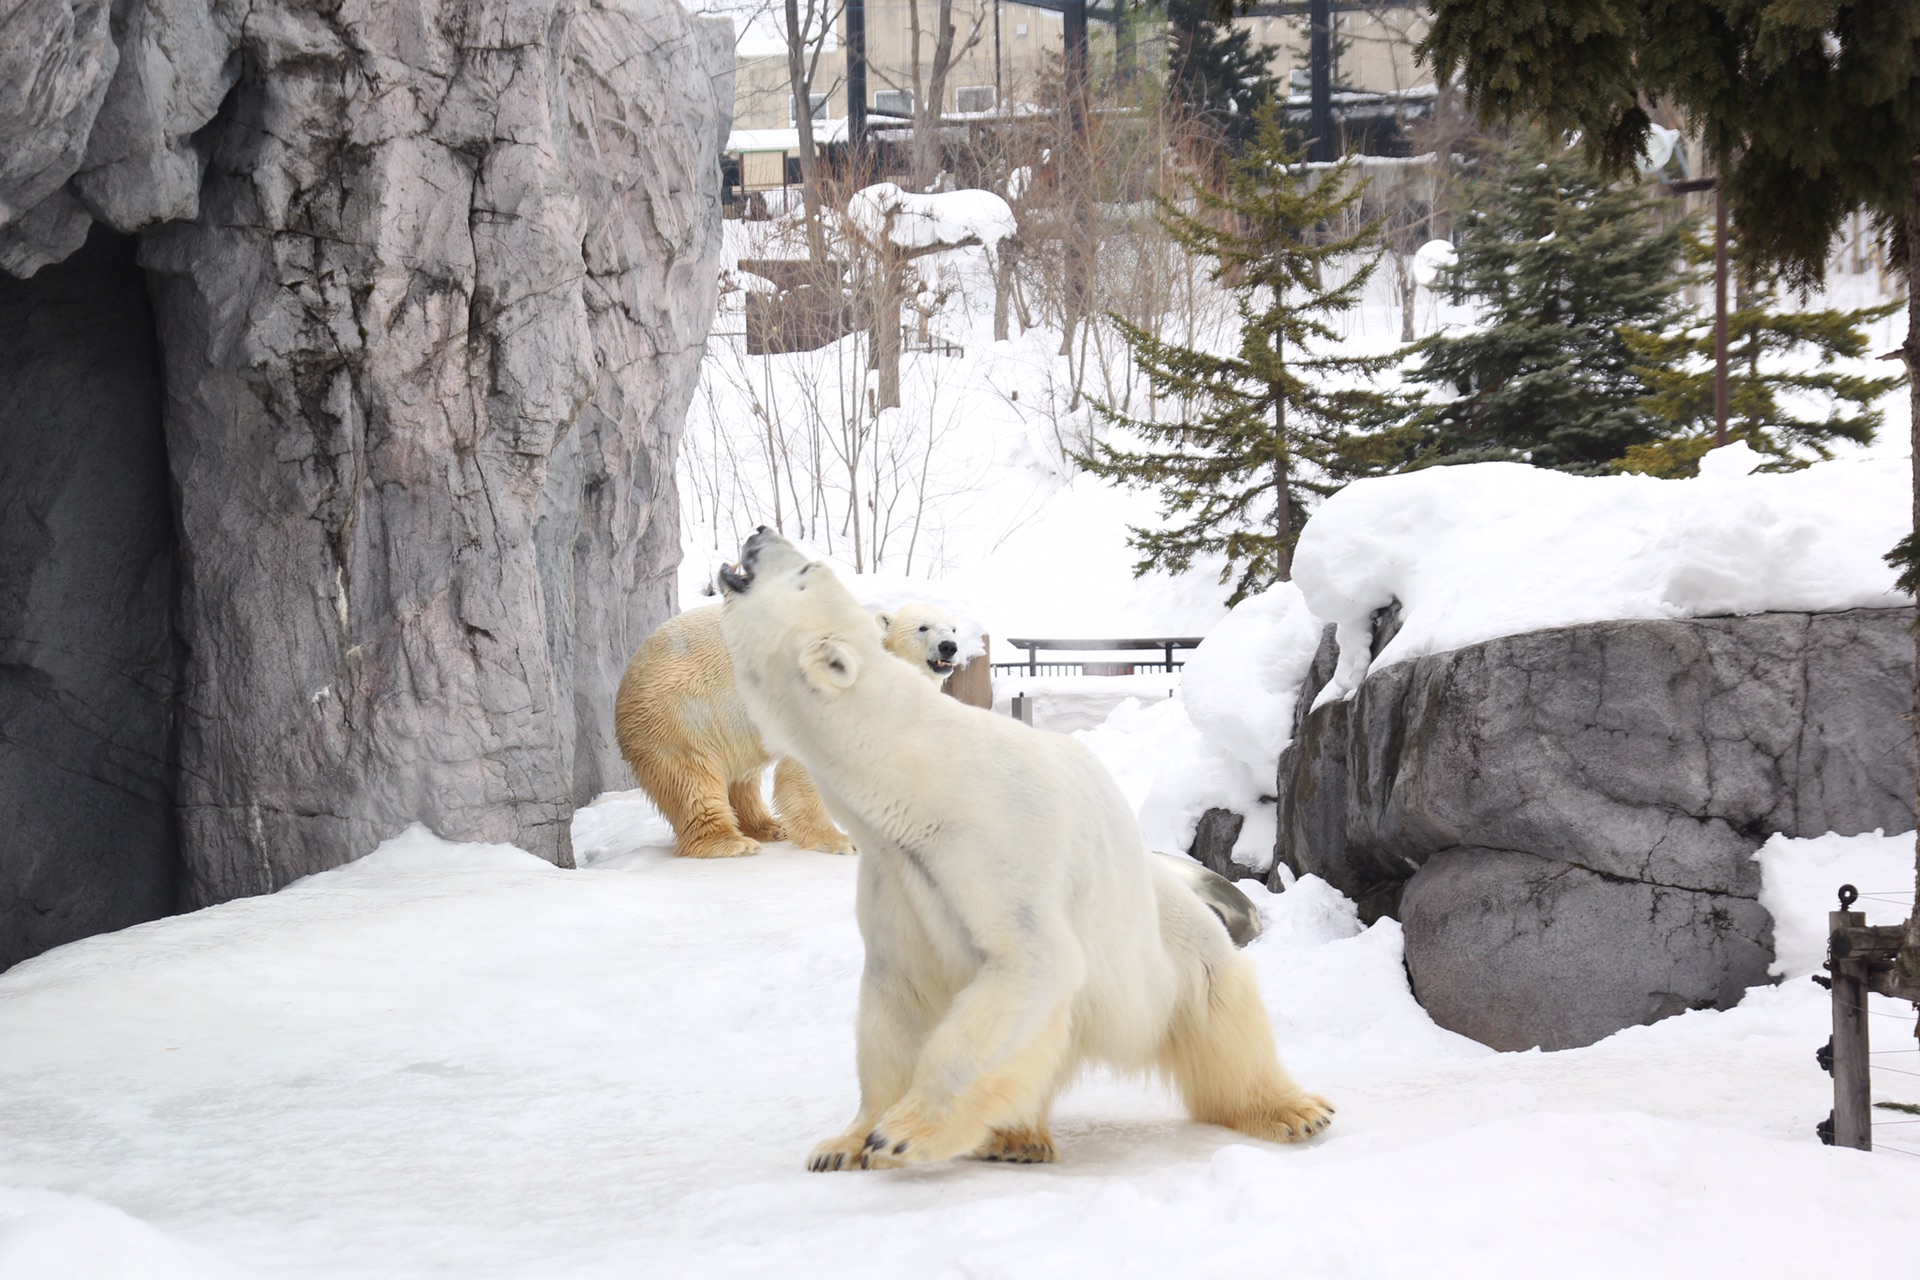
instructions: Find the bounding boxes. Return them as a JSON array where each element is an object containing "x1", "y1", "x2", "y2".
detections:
[{"x1": 718, "y1": 530, "x2": 1333, "y2": 1169}]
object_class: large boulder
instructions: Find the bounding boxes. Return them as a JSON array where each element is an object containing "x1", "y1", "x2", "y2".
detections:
[
  {"x1": 0, "y1": 0, "x2": 731, "y2": 962},
  {"x1": 1274, "y1": 608, "x2": 1916, "y2": 1049}
]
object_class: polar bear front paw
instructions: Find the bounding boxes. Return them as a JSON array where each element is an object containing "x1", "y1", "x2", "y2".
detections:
[
  {"x1": 974, "y1": 1126, "x2": 1055, "y2": 1164},
  {"x1": 807, "y1": 1132, "x2": 872, "y2": 1172},
  {"x1": 678, "y1": 834, "x2": 762, "y2": 860},
  {"x1": 1245, "y1": 1092, "x2": 1335, "y2": 1143},
  {"x1": 788, "y1": 825, "x2": 857, "y2": 855}
]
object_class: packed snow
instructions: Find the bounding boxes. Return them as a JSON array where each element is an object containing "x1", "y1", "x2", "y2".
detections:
[
  {"x1": 845, "y1": 183, "x2": 1018, "y2": 250},
  {"x1": 3, "y1": 816, "x2": 1918, "y2": 1278},
  {"x1": 1294, "y1": 449, "x2": 1913, "y2": 706},
  {"x1": 9, "y1": 185, "x2": 1920, "y2": 1274}
]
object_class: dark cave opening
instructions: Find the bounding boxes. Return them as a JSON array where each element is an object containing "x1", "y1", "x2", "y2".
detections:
[{"x1": 0, "y1": 223, "x2": 182, "y2": 969}]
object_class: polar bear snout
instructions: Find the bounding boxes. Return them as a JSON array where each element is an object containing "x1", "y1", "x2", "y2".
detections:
[
  {"x1": 718, "y1": 528, "x2": 792, "y2": 596},
  {"x1": 928, "y1": 639, "x2": 958, "y2": 674}
]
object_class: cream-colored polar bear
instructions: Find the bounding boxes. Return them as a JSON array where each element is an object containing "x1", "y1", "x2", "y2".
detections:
[
  {"x1": 877, "y1": 604, "x2": 961, "y2": 682},
  {"x1": 614, "y1": 600, "x2": 957, "y2": 860},
  {"x1": 717, "y1": 530, "x2": 1333, "y2": 1168}
]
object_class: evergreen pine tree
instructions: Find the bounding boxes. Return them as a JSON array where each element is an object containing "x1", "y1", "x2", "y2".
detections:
[
  {"x1": 1617, "y1": 288, "x2": 1903, "y2": 476},
  {"x1": 1378, "y1": 131, "x2": 1694, "y2": 474},
  {"x1": 1422, "y1": 0, "x2": 1920, "y2": 967},
  {"x1": 1166, "y1": 0, "x2": 1282, "y2": 150},
  {"x1": 1079, "y1": 107, "x2": 1399, "y2": 601}
]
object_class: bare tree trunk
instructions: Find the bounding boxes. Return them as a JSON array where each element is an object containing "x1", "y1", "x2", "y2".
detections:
[
  {"x1": 1397, "y1": 250, "x2": 1416, "y2": 342},
  {"x1": 1273, "y1": 382, "x2": 1292, "y2": 580},
  {"x1": 784, "y1": 0, "x2": 828, "y2": 263},
  {"x1": 1905, "y1": 174, "x2": 1920, "y2": 968},
  {"x1": 993, "y1": 238, "x2": 1019, "y2": 340}
]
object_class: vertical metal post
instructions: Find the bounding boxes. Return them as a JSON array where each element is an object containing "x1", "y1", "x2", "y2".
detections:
[
  {"x1": 847, "y1": 0, "x2": 869, "y2": 162},
  {"x1": 1063, "y1": 0, "x2": 1088, "y2": 120},
  {"x1": 1828, "y1": 893, "x2": 1873, "y2": 1151},
  {"x1": 993, "y1": 0, "x2": 1002, "y2": 116},
  {"x1": 1713, "y1": 183, "x2": 1730, "y2": 446},
  {"x1": 1308, "y1": 0, "x2": 1333, "y2": 163}
]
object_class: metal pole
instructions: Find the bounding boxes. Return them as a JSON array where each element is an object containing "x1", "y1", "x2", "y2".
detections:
[
  {"x1": 1308, "y1": 0, "x2": 1332, "y2": 163},
  {"x1": 993, "y1": 0, "x2": 1002, "y2": 115},
  {"x1": 1063, "y1": 0, "x2": 1088, "y2": 112},
  {"x1": 1713, "y1": 183, "x2": 1730, "y2": 446},
  {"x1": 847, "y1": 0, "x2": 869, "y2": 163}
]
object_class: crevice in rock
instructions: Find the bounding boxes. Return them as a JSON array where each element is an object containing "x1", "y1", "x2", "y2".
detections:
[{"x1": 0, "y1": 222, "x2": 183, "y2": 969}]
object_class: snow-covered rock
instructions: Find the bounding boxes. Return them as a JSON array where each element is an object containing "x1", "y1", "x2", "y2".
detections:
[{"x1": 1275, "y1": 606, "x2": 1916, "y2": 1050}]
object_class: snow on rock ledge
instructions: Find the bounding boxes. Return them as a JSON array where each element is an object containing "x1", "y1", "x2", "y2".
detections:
[{"x1": 1293, "y1": 454, "x2": 1912, "y2": 707}]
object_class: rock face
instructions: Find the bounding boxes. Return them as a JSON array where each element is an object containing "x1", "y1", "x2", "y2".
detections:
[
  {"x1": 0, "y1": 227, "x2": 179, "y2": 970},
  {"x1": 1273, "y1": 609, "x2": 1917, "y2": 1050},
  {"x1": 0, "y1": 0, "x2": 730, "y2": 961}
]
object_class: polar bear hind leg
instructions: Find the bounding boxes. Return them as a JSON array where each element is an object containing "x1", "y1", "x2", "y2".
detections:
[
  {"x1": 1160, "y1": 949, "x2": 1333, "y2": 1142},
  {"x1": 726, "y1": 774, "x2": 786, "y2": 843},
  {"x1": 773, "y1": 758, "x2": 856, "y2": 855},
  {"x1": 634, "y1": 749, "x2": 761, "y2": 860}
]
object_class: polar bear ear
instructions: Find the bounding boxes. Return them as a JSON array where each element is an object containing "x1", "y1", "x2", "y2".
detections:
[
  {"x1": 803, "y1": 636, "x2": 862, "y2": 692},
  {"x1": 874, "y1": 610, "x2": 892, "y2": 634}
]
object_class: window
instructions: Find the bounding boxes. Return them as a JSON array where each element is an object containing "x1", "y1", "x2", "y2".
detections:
[
  {"x1": 955, "y1": 85, "x2": 996, "y2": 114},
  {"x1": 788, "y1": 92, "x2": 830, "y2": 123},
  {"x1": 873, "y1": 89, "x2": 914, "y2": 118}
]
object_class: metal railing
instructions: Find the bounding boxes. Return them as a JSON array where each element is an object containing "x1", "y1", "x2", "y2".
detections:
[{"x1": 991, "y1": 636, "x2": 1205, "y2": 677}]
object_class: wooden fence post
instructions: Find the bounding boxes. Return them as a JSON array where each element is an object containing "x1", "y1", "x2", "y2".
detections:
[
  {"x1": 1826, "y1": 888, "x2": 1872, "y2": 1151},
  {"x1": 943, "y1": 634, "x2": 993, "y2": 709}
]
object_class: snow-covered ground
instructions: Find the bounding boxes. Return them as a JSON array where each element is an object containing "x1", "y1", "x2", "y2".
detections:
[
  {"x1": 7, "y1": 201, "x2": 1919, "y2": 1275},
  {"x1": 3, "y1": 811, "x2": 1918, "y2": 1279}
]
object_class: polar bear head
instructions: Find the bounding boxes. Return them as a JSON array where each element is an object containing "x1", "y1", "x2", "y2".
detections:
[
  {"x1": 876, "y1": 604, "x2": 960, "y2": 683},
  {"x1": 718, "y1": 530, "x2": 889, "y2": 705}
]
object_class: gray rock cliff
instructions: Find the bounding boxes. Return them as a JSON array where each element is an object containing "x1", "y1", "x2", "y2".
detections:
[
  {"x1": 1273, "y1": 609, "x2": 1916, "y2": 1050},
  {"x1": 1, "y1": 0, "x2": 730, "y2": 961}
]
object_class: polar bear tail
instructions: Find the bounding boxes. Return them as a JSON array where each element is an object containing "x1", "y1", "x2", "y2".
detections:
[{"x1": 1156, "y1": 916, "x2": 1335, "y2": 1144}]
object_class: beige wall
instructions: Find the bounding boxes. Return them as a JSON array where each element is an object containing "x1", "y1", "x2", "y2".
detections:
[
  {"x1": 731, "y1": 5, "x2": 1428, "y2": 133},
  {"x1": 1232, "y1": 7, "x2": 1428, "y2": 94}
]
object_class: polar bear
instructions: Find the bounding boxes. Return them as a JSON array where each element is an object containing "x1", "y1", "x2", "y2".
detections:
[
  {"x1": 877, "y1": 604, "x2": 961, "y2": 682},
  {"x1": 614, "y1": 600, "x2": 958, "y2": 860},
  {"x1": 717, "y1": 529, "x2": 1333, "y2": 1168}
]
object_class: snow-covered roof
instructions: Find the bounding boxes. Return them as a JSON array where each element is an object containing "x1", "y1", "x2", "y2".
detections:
[{"x1": 726, "y1": 118, "x2": 850, "y2": 154}]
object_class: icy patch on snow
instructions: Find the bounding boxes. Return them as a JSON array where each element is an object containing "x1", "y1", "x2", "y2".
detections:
[
  {"x1": 1755, "y1": 829, "x2": 1916, "y2": 978},
  {"x1": 1295, "y1": 450, "x2": 1911, "y2": 704}
]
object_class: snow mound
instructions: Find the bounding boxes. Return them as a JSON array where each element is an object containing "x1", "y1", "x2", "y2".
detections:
[
  {"x1": 1072, "y1": 585, "x2": 1322, "y2": 870},
  {"x1": 1180, "y1": 582, "x2": 1324, "y2": 777},
  {"x1": 0, "y1": 1187, "x2": 253, "y2": 1279},
  {"x1": 1294, "y1": 451, "x2": 1911, "y2": 703},
  {"x1": 335, "y1": 823, "x2": 554, "y2": 878},
  {"x1": 1755, "y1": 830, "x2": 1916, "y2": 978},
  {"x1": 846, "y1": 183, "x2": 1016, "y2": 250}
]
